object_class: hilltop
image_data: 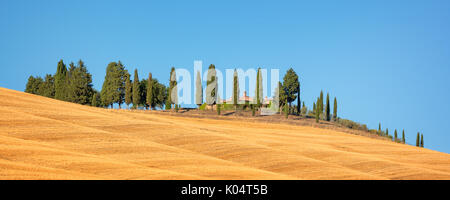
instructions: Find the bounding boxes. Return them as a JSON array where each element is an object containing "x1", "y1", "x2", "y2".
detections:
[{"x1": 0, "y1": 87, "x2": 449, "y2": 180}]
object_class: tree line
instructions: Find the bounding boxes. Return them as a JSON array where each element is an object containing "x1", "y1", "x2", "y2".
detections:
[
  {"x1": 25, "y1": 60, "x2": 425, "y2": 148},
  {"x1": 26, "y1": 59, "x2": 167, "y2": 109}
]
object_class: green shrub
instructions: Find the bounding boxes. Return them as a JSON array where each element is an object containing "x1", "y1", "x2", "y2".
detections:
[
  {"x1": 222, "y1": 102, "x2": 235, "y2": 110},
  {"x1": 199, "y1": 103, "x2": 207, "y2": 110},
  {"x1": 337, "y1": 118, "x2": 369, "y2": 131}
]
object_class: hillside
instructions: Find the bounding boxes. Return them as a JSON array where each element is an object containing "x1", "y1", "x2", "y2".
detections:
[{"x1": 0, "y1": 87, "x2": 449, "y2": 180}]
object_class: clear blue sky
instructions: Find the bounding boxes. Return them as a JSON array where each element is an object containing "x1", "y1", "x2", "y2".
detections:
[{"x1": 1, "y1": 0, "x2": 450, "y2": 153}]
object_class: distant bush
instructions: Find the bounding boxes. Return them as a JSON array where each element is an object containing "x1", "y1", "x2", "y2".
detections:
[
  {"x1": 199, "y1": 103, "x2": 207, "y2": 110},
  {"x1": 222, "y1": 102, "x2": 235, "y2": 110},
  {"x1": 337, "y1": 118, "x2": 368, "y2": 131},
  {"x1": 369, "y1": 129, "x2": 378, "y2": 135}
]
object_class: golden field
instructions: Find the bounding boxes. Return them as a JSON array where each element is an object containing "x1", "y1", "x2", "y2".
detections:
[{"x1": 0, "y1": 87, "x2": 449, "y2": 180}]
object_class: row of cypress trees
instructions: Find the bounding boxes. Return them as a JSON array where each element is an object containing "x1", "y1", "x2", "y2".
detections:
[
  {"x1": 100, "y1": 62, "x2": 167, "y2": 109},
  {"x1": 313, "y1": 91, "x2": 338, "y2": 123},
  {"x1": 376, "y1": 123, "x2": 424, "y2": 147}
]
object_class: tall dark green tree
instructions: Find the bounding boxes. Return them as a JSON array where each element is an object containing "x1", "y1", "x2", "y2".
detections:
[
  {"x1": 402, "y1": 130, "x2": 406, "y2": 144},
  {"x1": 146, "y1": 73, "x2": 153, "y2": 110},
  {"x1": 100, "y1": 61, "x2": 126, "y2": 108},
  {"x1": 297, "y1": 83, "x2": 301, "y2": 116},
  {"x1": 67, "y1": 60, "x2": 94, "y2": 105},
  {"x1": 116, "y1": 61, "x2": 126, "y2": 108},
  {"x1": 278, "y1": 81, "x2": 287, "y2": 109},
  {"x1": 416, "y1": 132, "x2": 420, "y2": 147},
  {"x1": 319, "y1": 91, "x2": 324, "y2": 115},
  {"x1": 325, "y1": 93, "x2": 330, "y2": 121},
  {"x1": 25, "y1": 76, "x2": 43, "y2": 95},
  {"x1": 124, "y1": 71, "x2": 132, "y2": 108},
  {"x1": 333, "y1": 97, "x2": 337, "y2": 121},
  {"x1": 40, "y1": 74, "x2": 55, "y2": 98},
  {"x1": 65, "y1": 62, "x2": 76, "y2": 101},
  {"x1": 132, "y1": 69, "x2": 141, "y2": 108},
  {"x1": 54, "y1": 59, "x2": 67, "y2": 100},
  {"x1": 195, "y1": 70, "x2": 203, "y2": 108},
  {"x1": 315, "y1": 98, "x2": 320, "y2": 123},
  {"x1": 386, "y1": 128, "x2": 389, "y2": 137},
  {"x1": 420, "y1": 134, "x2": 424, "y2": 148},
  {"x1": 282, "y1": 68, "x2": 299, "y2": 113},
  {"x1": 139, "y1": 79, "x2": 148, "y2": 108},
  {"x1": 313, "y1": 102, "x2": 316, "y2": 114},
  {"x1": 149, "y1": 78, "x2": 167, "y2": 109},
  {"x1": 91, "y1": 90, "x2": 102, "y2": 107},
  {"x1": 394, "y1": 129, "x2": 398, "y2": 142},
  {"x1": 255, "y1": 68, "x2": 263, "y2": 108},
  {"x1": 378, "y1": 123, "x2": 382, "y2": 136}
]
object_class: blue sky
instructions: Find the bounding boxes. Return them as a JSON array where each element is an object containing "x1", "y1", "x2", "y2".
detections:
[{"x1": 1, "y1": 0, "x2": 450, "y2": 153}]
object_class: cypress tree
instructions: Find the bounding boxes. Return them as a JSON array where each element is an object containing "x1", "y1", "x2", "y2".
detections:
[
  {"x1": 252, "y1": 105, "x2": 255, "y2": 116},
  {"x1": 394, "y1": 129, "x2": 398, "y2": 142},
  {"x1": 297, "y1": 83, "x2": 301, "y2": 116},
  {"x1": 132, "y1": 69, "x2": 140, "y2": 108},
  {"x1": 54, "y1": 59, "x2": 67, "y2": 101},
  {"x1": 386, "y1": 128, "x2": 389, "y2": 137},
  {"x1": 100, "y1": 62, "x2": 116, "y2": 108},
  {"x1": 147, "y1": 73, "x2": 153, "y2": 110},
  {"x1": 319, "y1": 90, "x2": 324, "y2": 114},
  {"x1": 416, "y1": 132, "x2": 420, "y2": 147},
  {"x1": 325, "y1": 93, "x2": 330, "y2": 121},
  {"x1": 402, "y1": 130, "x2": 405, "y2": 144},
  {"x1": 333, "y1": 97, "x2": 337, "y2": 121},
  {"x1": 315, "y1": 98, "x2": 320, "y2": 123},
  {"x1": 378, "y1": 123, "x2": 381, "y2": 136},
  {"x1": 420, "y1": 134, "x2": 424, "y2": 148},
  {"x1": 124, "y1": 72, "x2": 132, "y2": 108},
  {"x1": 116, "y1": 61, "x2": 126, "y2": 108},
  {"x1": 313, "y1": 102, "x2": 316, "y2": 114},
  {"x1": 91, "y1": 92, "x2": 100, "y2": 107},
  {"x1": 65, "y1": 62, "x2": 76, "y2": 102},
  {"x1": 255, "y1": 68, "x2": 261, "y2": 108},
  {"x1": 233, "y1": 69, "x2": 239, "y2": 111},
  {"x1": 195, "y1": 70, "x2": 203, "y2": 108}
]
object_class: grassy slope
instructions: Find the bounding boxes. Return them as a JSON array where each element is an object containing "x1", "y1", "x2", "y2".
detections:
[{"x1": 0, "y1": 87, "x2": 449, "y2": 180}]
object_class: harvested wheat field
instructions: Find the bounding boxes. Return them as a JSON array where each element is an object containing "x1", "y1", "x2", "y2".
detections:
[{"x1": 0, "y1": 87, "x2": 449, "y2": 180}]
